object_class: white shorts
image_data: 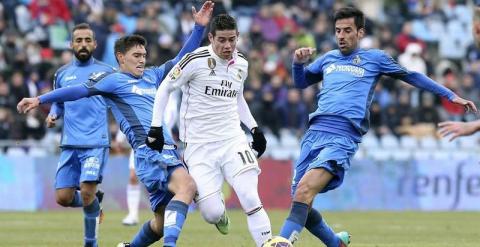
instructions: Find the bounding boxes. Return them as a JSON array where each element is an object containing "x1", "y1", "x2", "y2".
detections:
[
  {"x1": 129, "y1": 149, "x2": 135, "y2": 170},
  {"x1": 184, "y1": 135, "x2": 260, "y2": 202}
]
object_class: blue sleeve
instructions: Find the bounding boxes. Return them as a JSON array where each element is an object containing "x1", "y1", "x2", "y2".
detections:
[
  {"x1": 378, "y1": 51, "x2": 455, "y2": 100},
  {"x1": 377, "y1": 51, "x2": 409, "y2": 78},
  {"x1": 153, "y1": 24, "x2": 205, "y2": 87},
  {"x1": 399, "y1": 72, "x2": 455, "y2": 101},
  {"x1": 38, "y1": 85, "x2": 90, "y2": 104}
]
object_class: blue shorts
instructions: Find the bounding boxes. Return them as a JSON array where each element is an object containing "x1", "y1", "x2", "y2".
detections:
[
  {"x1": 134, "y1": 145, "x2": 185, "y2": 212},
  {"x1": 291, "y1": 130, "x2": 358, "y2": 195},
  {"x1": 55, "y1": 147, "x2": 109, "y2": 189}
]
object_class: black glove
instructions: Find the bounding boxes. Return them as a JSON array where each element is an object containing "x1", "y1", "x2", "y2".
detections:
[
  {"x1": 146, "y1": 126, "x2": 164, "y2": 152},
  {"x1": 251, "y1": 127, "x2": 267, "y2": 158}
]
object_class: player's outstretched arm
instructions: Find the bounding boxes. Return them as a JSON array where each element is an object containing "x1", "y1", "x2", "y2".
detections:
[
  {"x1": 17, "y1": 85, "x2": 90, "y2": 114},
  {"x1": 438, "y1": 120, "x2": 480, "y2": 141}
]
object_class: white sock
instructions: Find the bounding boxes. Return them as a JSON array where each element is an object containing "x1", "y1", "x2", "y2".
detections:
[
  {"x1": 126, "y1": 184, "x2": 141, "y2": 219},
  {"x1": 247, "y1": 207, "x2": 272, "y2": 247}
]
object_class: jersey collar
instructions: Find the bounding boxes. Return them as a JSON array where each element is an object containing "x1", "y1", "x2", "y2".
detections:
[{"x1": 73, "y1": 56, "x2": 95, "y2": 67}]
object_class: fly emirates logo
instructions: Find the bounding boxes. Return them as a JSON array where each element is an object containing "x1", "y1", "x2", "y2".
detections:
[
  {"x1": 204, "y1": 80, "x2": 238, "y2": 98},
  {"x1": 325, "y1": 63, "x2": 365, "y2": 77}
]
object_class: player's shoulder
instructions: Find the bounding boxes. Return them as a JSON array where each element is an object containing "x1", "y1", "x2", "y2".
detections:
[
  {"x1": 54, "y1": 62, "x2": 72, "y2": 77},
  {"x1": 178, "y1": 47, "x2": 210, "y2": 69},
  {"x1": 93, "y1": 59, "x2": 117, "y2": 72},
  {"x1": 359, "y1": 48, "x2": 388, "y2": 58},
  {"x1": 84, "y1": 71, "x2": 119, "y2": 88},
  {"x1": 237, "y1": 51, "x2": 248, "y2": 63},
  {"x1": 89, "y1": 70, "x2": 118, "y2": 83}
]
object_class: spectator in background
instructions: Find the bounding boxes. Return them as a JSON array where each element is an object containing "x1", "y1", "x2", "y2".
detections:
[
  {"x1": 29, "y1": 0, "x2": 71, "y2": 26},
  {"x1": 278, "y1": 88, "x2": 308, "y2": 135},
  {"x1": 0, "y1": 107, "x2": 12, "y2": 140},
  {"x1": 395, "y1": 21, "x2": 426, "y2": 53}
]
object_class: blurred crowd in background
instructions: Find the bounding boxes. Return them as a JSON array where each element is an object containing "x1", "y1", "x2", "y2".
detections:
[{"x1": 0, "y1": 0, "x2": 479, "y2": 155}]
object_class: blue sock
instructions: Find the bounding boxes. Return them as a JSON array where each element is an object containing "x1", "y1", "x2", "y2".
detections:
[
  {"x1": 305, "y1": 208, "x2": 340, "y2": 247},
  {"x1": 280, "y1": 201, "x2": 309, "y2": 242},
  {"x1": 163, "y1": 200, "x2": 188, "y2": 247},
  {"x1": 130, "y1": 220, "x2": 162, "y2": 247},
  {"x1": 83, "y1": 198, "x2": 100, "y2": 247},
  {"x1": 70, "y1": 190, "x2": 83, "y2": 207}
]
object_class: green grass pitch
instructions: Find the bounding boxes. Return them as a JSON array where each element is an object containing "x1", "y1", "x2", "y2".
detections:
[{"x1": 0, "y1": 210, "x2": 479, "y2": 246}]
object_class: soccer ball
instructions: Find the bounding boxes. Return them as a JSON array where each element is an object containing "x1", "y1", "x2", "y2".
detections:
[{"x1": 261, "y1": 236, "x2": 293, "y2": 247}]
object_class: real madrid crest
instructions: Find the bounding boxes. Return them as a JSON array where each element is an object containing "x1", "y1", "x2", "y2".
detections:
[
  {"x1": 353, "y1": 55, "x2": 361, "y2": 65},
  {"x1": 208, "y1": 57, "x2": 216, "y2": 76}
]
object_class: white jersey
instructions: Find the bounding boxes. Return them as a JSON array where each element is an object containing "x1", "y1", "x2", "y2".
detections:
[{"x1": 165, "y1": 45, "x2": 249, "y2": 143}]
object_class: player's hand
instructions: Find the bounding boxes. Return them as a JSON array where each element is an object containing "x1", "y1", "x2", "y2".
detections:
[
  {"x1": 17, "y1": 97, "x2": 40, "y2": 114},
  {"x1": 293, "y1": 47, "x2": 316, "y2": 64},
  {"x1": 45, "y1": 114, "x2": 57, "y2": 128},
  {"x1": 146, "y1": 126, "x2": 165, "y2": 152},
  {"x1": 451, "y1": 95, "x2": 477, "y2": 113},
  {"x1": 438, "y1": 121, "x2": 480, "y2": 141},
  {"x1": 251, "y1": 127, "x2": 267, "y2": 158},
  {"x1": 192, "y1": 1, "x2": 214, "y2": 27}
]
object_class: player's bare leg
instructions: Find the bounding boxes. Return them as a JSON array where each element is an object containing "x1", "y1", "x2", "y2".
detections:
[
  {"x1": 280, "y1": 167, "x2": 350, "y2": 247},
  {"x1": 163, "y1": 167, "x2": 196, "y2": 247}
]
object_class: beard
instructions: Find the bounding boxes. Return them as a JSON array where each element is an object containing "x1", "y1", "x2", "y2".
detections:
[{"x1": 74, "y1": 49, "x2": 93, "y2": 62}]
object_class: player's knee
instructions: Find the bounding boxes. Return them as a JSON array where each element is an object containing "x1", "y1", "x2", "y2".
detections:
[
  {"x1": 181, "y1": 176, "x2": 197, "y2": 197},
  {"x1": 55, "y1": 193, "x2": 73, "y2": 207},
  {"x1": 201, "y1": 206, "x2": 224, "y2": 224}
]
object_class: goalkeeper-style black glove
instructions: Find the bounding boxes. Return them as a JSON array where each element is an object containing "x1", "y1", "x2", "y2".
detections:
[
  {"x1": 146, "y1": 126, "x2": 164, "y2": 152},
  {"x1": 251, "y1": 127, "x2": 267, "y2": 158}
]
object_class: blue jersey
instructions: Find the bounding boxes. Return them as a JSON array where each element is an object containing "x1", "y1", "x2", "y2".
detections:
[
  {"x1": 39, "y1": 24, "x2": 206, "y2": 150},
  {"x1": 51, "y1": 57, "x2": 116, "y2": 147},
  {"x1": 293, "y1": 48, "x2": 455, "y2": 141},
  {"x1": 84, "y1": 66, "x2": 176, "y2": 149}
]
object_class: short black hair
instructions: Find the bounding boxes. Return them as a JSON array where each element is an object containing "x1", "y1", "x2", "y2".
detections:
[
  {"x1": 114, "y1": 35, "x2": 147, "y2": 62},
  {"x1": 210, "y1": 14, "x2": 237, "y2": 36},
  {"x1": 333, "y1": 6, "x2": 365, "y2": 30},
  {"x1": 72, "y1": 23, "x2": 94, "y2": 40}
]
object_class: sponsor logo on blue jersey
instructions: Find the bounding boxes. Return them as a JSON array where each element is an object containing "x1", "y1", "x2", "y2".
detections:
[
  {"x1": 325, "y1": 63, "x2": 365, "y2": 77},
  {"x1": 131, "y1": 85, "x2": 156, "y2": 96}
]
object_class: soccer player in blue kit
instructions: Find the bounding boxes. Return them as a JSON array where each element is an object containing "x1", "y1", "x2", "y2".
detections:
[
  {"x1": 45, "y1": 23, "x2": 115, "y2": 247},
  {"x1": 17, "y1": 2, "x2": 214, "y2": 247},
  {"x1": 278, "y1": 7, "x2": 477, "y2": 247}
]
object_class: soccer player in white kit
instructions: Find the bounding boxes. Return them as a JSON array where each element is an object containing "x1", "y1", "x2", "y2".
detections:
[{"x1": 147, "y1": 14, "x2": 272, "y2": 247}]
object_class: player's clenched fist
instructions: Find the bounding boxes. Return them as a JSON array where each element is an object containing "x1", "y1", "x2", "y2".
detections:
[
  {"x1": 293, "y1": 47, "x2": 316, "y2": 64},
  {"x1": 146, "y1": 126, "x2": 164, "y2": 152},
  {"x1": 251, "y1": 127, "x2": 267, "y2": 158}
]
